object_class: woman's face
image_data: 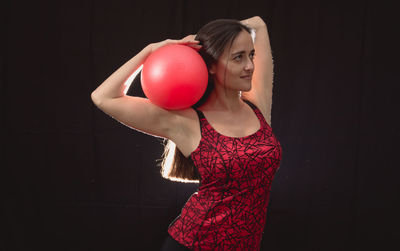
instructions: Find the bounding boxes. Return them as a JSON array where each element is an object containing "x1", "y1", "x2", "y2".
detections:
[{"x1": 210, "y1": 30, "x2": 255, "y2": 92}]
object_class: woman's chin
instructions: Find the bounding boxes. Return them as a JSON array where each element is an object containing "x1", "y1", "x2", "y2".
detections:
[{"x1": 241, "y1": 84, "x2": 252, "y2": 92}]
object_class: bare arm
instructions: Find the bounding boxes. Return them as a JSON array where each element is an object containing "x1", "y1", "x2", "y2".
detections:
[
  {"x1": 240, "y1": 16, "x2": 274, "y2": 127},
  {"x1": 91, "y1": 37, "x2": 201, "y2": 138}
]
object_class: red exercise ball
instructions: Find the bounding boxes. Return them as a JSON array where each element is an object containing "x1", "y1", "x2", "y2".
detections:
[{"x1": 141, "y1": 44, "x2": 208, "y2": 110}]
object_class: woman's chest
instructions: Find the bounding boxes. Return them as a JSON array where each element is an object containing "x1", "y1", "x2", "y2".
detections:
[
  {"x1": 192, "y1": 130, "x2": 282, "y2": 182},
  {"x1": 202, "y1": 110, "x2": 261, "y2": 138}
]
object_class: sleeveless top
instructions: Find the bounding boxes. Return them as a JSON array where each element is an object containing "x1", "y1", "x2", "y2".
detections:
[{"x1": 168, "y1": 99, "x2": 283, "y2": 250}]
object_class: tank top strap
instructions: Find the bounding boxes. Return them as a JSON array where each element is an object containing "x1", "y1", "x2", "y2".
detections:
[
  {"x1": 242, "y1": 99, "x2": 257, "y2": 110},
  {"x1": 192, "y1": 107, "x2": 205, "y2": 121},
  {"x1": 242, "y1": 99, "x2": 269, "y2": 128}
]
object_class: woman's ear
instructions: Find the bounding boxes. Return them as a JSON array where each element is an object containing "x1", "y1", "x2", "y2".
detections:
[{"x1": 209, "y1": 63, "x2": 216, "y2": 75}]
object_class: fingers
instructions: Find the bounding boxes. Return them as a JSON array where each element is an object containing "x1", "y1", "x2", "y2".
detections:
[
  {"x1": 180, "y1": 38, "x2": 199, "y2": 45},
  {"x1": 180, "y1": 35, "x2": 200, "y2": 46},
  {"x1": 180, "y1": 40, "x2": 199, "y2": 44},
  {"x1": 182, "y1": 34, "x2": 197, "y2": 41},
  {"x1": 166, "y1": 38, "x2": 198, "y2": 45},
  {"x1": 187, "y1": 44, "x2": 202, "y2": 51},
  {"x1": 172, "y1": 37, "x2": 201, "y2": 51},
  {"x1": 181, "y1": 41, "x2": 202, "y2": 51},
  {"x1": 180, "y1": 35, "x2": 202, "y2": 51},
  {"x1": 151, "y1": 36, "x2": 201, "y2": 53}
]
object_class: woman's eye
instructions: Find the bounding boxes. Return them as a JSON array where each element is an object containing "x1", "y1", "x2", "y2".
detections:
[
  {"x1": 250, "y1": 52, "x2": 255, "y2": 59},
  {"x1": 234, "y1": 55, "x2": 242, "y2": 61}
]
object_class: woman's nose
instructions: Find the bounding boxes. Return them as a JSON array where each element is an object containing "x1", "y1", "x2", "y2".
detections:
[{"x1": 244, "y1": 58, "x2": 254, "y2": 71}]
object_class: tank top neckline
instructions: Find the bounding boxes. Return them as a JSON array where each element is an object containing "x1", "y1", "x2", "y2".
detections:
[{"x1": 194, "y1": 99, "x2": 265, "y2": 140}]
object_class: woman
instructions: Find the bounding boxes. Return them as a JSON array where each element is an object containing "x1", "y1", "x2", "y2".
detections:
[{"x1": 91, "y1": 16, "x2": 282, "y2": 251}]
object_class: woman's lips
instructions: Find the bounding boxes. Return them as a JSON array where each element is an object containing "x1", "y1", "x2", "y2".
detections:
[{"x1": 240, "y1": 75, "x2": 252, "y2": 79}]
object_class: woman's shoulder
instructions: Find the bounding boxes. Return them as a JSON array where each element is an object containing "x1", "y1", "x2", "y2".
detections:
[
  {"x1": 169, "y1": 107, "x2": 201, "y2": 129},
  {"x1": 241, "y1": 96, "x2": 271, "y2": 127}
]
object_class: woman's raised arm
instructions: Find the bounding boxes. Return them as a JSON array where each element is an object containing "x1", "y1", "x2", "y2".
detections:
[
  {"x1": 91, "y1": 38, "x2": 201, "y2": 139},
  {"x1": 240, "y1": 16, "x2": 274, "y2": 126}
]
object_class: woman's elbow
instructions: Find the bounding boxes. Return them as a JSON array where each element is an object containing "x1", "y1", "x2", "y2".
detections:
[
  {"x1": 252, "y1": 16, "x2": 267, "y2": 28},
  {"x1": 91, "y1": 91, "x2": 102, "y2": 107}
]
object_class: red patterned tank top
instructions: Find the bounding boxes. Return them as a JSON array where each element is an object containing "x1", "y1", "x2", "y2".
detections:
[{"x1": 168, "y1": 99, "x2": 283, "y2": 250}]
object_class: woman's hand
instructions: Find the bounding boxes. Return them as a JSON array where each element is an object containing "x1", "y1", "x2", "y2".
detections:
[{"x1": 149, "y1": 35, "x2": 201, "y2": 53}]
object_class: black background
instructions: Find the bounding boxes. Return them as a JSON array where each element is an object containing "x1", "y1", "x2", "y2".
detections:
[{"x1": 3, "y1": 0, "x2": 399, "y2": 250}]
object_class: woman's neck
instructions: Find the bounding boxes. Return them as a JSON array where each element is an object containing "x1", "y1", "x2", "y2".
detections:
[{"x1": 200, "y1": 84, "x2": 243, "y2": 112}]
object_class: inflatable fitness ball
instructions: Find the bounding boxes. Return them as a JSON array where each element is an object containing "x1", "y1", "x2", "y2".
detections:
[{"x1": 141, "y1": 44, "x2": 208, "y2": 110}]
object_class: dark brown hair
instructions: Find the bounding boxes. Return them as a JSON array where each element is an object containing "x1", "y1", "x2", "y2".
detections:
[{"x1": 160, "y1": 19, "x2": 252, "y2": 183}]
